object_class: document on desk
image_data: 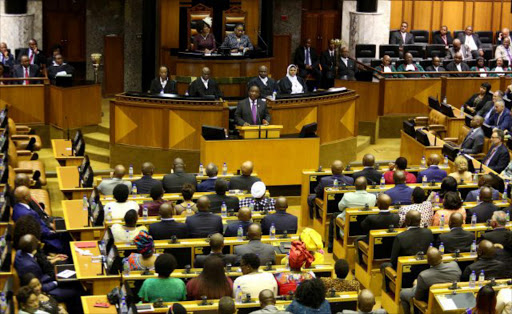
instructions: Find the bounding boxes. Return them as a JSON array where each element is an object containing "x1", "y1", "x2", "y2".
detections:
[
  {"x1": 437, "y1": 293, "x2": 476, "y2": 310},
  {"x1": 57, "y1": 269, "x2": 76, "y2": 279}
]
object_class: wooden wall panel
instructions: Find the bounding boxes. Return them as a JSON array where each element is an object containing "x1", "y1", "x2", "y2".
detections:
[
  {"x1": 473, "y1": 2, "x2": 493, "y2": 31},
  {"x1": 443, "y1": 2, "x2": 465, "y2": 32},
  {"x1": 241, "y1": 0, "x2": 259, "y2": 48},
  {"x1": 432, "y1": 1, "x2": 442, "y2": 29},
  {"x1": 403, "y1": 1, "x2": 414, "y2": 25},
  {"x1": 159, "y1": 0, "x2": 180, "y2": 49},
  {"x1": 271, "y1": 34, "x2": 291, "y2": 80},
  {"x1": 390, "y1": 0, "x2": 403, "y2": 30},
  {"x1": 412, "y1": 1, "x2": 432, "y2": 30}
]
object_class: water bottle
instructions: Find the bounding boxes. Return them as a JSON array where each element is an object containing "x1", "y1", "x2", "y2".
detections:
[
  {"x1": 222, "y1": 162, "x2": 228, "y2": 176},
  {"x1": 132, "y1": 184, "x2": 137, "y2": 197},
  {"x1": 272, "y1": 90, "x2": 277, "y2": 101},
  {"x1": 439, "y1": 214, "x2": 445, "y2": 229},
  {"x1": 443, "y1": 155, "x2": 449, "y2": 167},
  {"x1": 469, "y1": 271, "x2": 476, "y2": 288},
  {"x1": 434, "y1": 192, "x2": 440, "y2": 204},
  {"x1": 221, "y1": 202, "x2": 227, "y2": 217},
  {"x1": 460, "y1": 105, "x2": 465, "y2": 117},
  {"x1": 99, "y1": 240, "x2": 105, "y2": 253},
  {"x1": 478, "y1": 271, "x2": 485, "y2": 287},
  {"x1": 249, "y1": 200, "x2": 255, "y2": 211},
  {"x1": 82, "y1": 194, "x2": 89, "y2": 211},
  {"x1": 123, "y1": 260, "x2": 130, "y2": 276},
  {"x1": 186, "y1": 203, "x2": 193, "y2": 215},
  {"x1": 125, "y1": 229, "x2": 131, "y2": 245},
  {"x1": 270, "y1": 223, "x2": 276, "y2": 239},
  {"x1": 237, "y1": 225, "x2": 244, "y2": 241},
  {"x1": 506, "y1": 211, "x2": 510, "y2": 225},
  {"x1": 504, "y1": 182, "x2": 509, "y2": 201},
  {"x1": 470, "y1": 240, "x2": 477, "y2": 256},
  {"x1": 439, "y1": 242, "x2": 444, "y2": 255},
  {"x1": 128, "y1": 164, "x2": 134, "y2": 178},
  {"x1": 476, "y1": 195, "x2": 480, "y2": 203},
  {"x1": 422, "y1": 175, "x2": 427, "y2": 187},
  {"x1": 473, "y1": 172, "x2": 479, "y2": 183},
  {"x1": 421, "y1": 156, "x2": 427, "y2": 168},
  {"x1": 120, "y1": 297, "x2": 128, "y2": 314},
  {"x1": 0, "y1": 193, "x2": 4, "y2": 204},
  {"x1": 0, "y1": 159, "x2": 4, "y2": 173},
  {"x1": 142, "y1": 205, "x2": 148, "y2": 220},
  {"x1": 285, "y1": 253, "x2": 290, "y2": 270},
  {"x1": 380, "y1": 175, "x2": 386, "y2": 188},
  {"x1": 333, "y1": 178, "x2": 339, "y2": 189},
  {"x1": 106, "y1": 208, "x2": 112, "y2": 222},
  {"x1": 0, "y1": 293, "x2": 6, "y2": 314},
  {"x1": 471, "y1": 213, "x2": 477, "y2": 227},
  {"x1": 443, "y1": 96, "x2": 447, "y2": 105},
  {"x1": 235, "y1": 285, "x2": 243, "y2": 303},
  {"x1": 199, "y1": 163, "x2": 204, "y2": 175}
]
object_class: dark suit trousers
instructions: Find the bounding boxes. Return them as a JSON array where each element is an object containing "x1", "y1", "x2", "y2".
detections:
[{"x1": 299, "y1": 67, "x2": 322, "y2": 86}]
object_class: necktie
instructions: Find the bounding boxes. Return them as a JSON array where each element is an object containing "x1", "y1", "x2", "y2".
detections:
[
  {"x1": 251, "y1": 101, "x2": 258, "y2": 125},
  {"x1": 485, "y1": 146, "x2": 498, "y2": 166},
  {"x1": 24, "y1": 68, "x2": 29, "y2": 85},
  {"x1": 306, "y1": 49, "x2": 310, "y2": 66},
  {"x1": 29, "y1": 51, "x2": 34, "y2": 64},
  {"x1": 442, "y1": 35, "x2": 447, "y2": 45}
]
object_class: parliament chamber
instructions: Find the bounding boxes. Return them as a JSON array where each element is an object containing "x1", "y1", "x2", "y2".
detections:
[{"x1": 3, "y1": 0, "x2": 512, "y2": 313}]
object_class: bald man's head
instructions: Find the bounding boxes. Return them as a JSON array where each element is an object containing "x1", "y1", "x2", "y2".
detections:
[
  {"x1": 358, "y1": 289, "x2": 376, "y2": 313},
  {"x1": 478, "y1": 174, "x2": 494, "y2": 188},
  {"x1": 427, "y1": 247, "x2": 442, "y2": 267},
  {"x1": 159, "y1": 203, "x2": 173, "y2": 219},
  {"x1": 477, "y1": 239, "x2": 495, "y2": 258},
  {"x1": 238, "y1": 207, "x2": 252, "y2": 222},
  {"x1": 173, "y1": 158, "x2": 185, "y2": 172},
  {"x1": 18, "y1": 234, "x2": 38, "y2": 254},
  {"x1": 362, "y1": 154, "x2": 375, "y2": 167},
  {"x1": 480, "y1": 186, "x2": 493, "y2": 203},
  {"x1": 141, "y1": 162, "x2": 154, "y2": 176},
  {"x1": 14, "y1": 186, "x2": 31, "y2": 204},
  {"x1": 197, "y1": 196, "x2": 211, "y2": 212},
  {"x1": 354, "y1": 177, "x2": 367, "y2": 191},
  {"x1": 275, "y1": 196, "x2": 288, "y2": 212},
  {"x1": 331, "y1": 160, "x2": 344, "y2": 175},
  {"x1": 393, "y1": 170, "x2": 406, "y2": 184},
  {"x1": 449, "y1": 212, "x2": 464, "y2": 228},
  {"x1": 113, "y1": 165, "x2": 126, "y2": 179},
  {"x1": 14, "y1": 173, "x2": 30, "y2": 188},
  {"x1": 247, "y1": 223, "x2": 262, "y2": 240},
  {"x1": 258, "y1": 289, "x2": 276, "y2": 308},
  {"x1": 427, "y1": 154, "x2": 440, "y2": 166},
  {"x1": 405, "y1": 210, "x2": 421, "y2": 227},
  {"x1": 241, "y1": 161, "x2": 254, "y2": 176},
  {"x1": 377, "y1": 194, "x2": 392, "y2": 210},
  {"x1": 209, "y1": 233, "x2": 225, "y2": 252}
]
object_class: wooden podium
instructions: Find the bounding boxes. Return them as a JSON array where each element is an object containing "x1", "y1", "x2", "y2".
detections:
[{"x1": 236, "y1": 125, "x2": 283, "y2": 139}]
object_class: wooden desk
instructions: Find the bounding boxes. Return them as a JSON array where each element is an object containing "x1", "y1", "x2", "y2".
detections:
[
  {"x1": 52, "y1": 139, "x2": 84, "y2": 167},
  {"x1": 380, "y1": 78, "x2": 441, "y2": 116},
  {"x1": 400, "y1": 130, "x2": 444, "y2": 166},
  {"x1": 49, "y1": 84, "x2": 102, "y2": 129},
  {"x1": 0, "y1": 84, "x2": 46, "y2": 124},
  {"x1": 200, "y1": 137, "x2": 320, "y2": 186},
  {"x1": 444, "y1": 77, "x2": 501, "y2": 110},
  {"x1": 62, "y1": 200, "x2": 105, "y2": 240},
  {"x1": 99, "y1": 191, "x2": 265, "y2": 202},
  {"x1": 56, "y1": 166, "x2": 93, "y2": 199},
  {"x1": 70, "y1": 242, "x2": 121, "y2": 295}
]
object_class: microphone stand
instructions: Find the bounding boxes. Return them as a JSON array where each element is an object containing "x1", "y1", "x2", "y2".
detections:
[{"x1": 256, "y1": 100, "x2": 262, "y2": 139}]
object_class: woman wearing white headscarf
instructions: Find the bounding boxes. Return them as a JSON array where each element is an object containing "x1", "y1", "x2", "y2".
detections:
[{"x1": 278, "y1": 64, "x2": 307, "y2": 94}]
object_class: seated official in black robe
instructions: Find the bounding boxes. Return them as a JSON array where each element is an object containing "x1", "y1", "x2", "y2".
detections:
[
  {"x1": 187, "y1": 67, "x2": 222, "y2": 98},
  {"x1": 149, "y1": 65, "x2": 176, "y2": 94},
  {"x1": 247, "y1": 65, "x2": 278, "y2": 98}
]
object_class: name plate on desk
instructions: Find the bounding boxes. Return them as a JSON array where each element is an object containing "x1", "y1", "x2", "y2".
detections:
[{"x1": 236, "y1": 125, "x2": 283, "y2": 139}]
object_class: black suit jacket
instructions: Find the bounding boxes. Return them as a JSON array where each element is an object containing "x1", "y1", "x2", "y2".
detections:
[
  {"x1": 352, "y1": 168, "x2": 382, "y2": 185},
  {"x1": 133, "y1": 175, "x2": 162, "y2": 195},
  {"x1": 206, "y1": 193, "x2": 240, "y2": 213},
  {"x1": 247, "y1": 77, "x2": 278, "y2": 98},
  {"x1": 437, "y1": 227, "x2": 474, "y2": 253},
  {"x1": 391, "y1": 227, "x2": 434, "y2": 268},
  {"x1": 482, "y1": 144, "x2": 510, "y2": 173},
  {"x1": 260, "y1": 211, "x2": 298, "y2": 235},
  {"x1": 148, "y1": 219, "x2": 189, "y2": 240},
  {"x1": 337, "y1": 57, "x2": 356, "y2": 79},
  {"x1": 17, "y1": 48, "x2": 45, "y2": 66},
  {"x1": 185, "y1": 212, "x2": 223, "y2": 238},
  {"x1": 13, "y1": 64, "x2": 41, "y2": 84},
  {"x1": 294, "y1": 46, "x2": 320, "y2": 70},
  {"x1": 194, "y1": 252, "x2": 239, "y2": 268},
  {"x1": 228, "y1": 175, "x2": 260, "y2": 191},
  {"x1": 161, "y1": 171, "x2": 197, "y2": 193},
  {"x1": 462, "y1": 257, "x2": 507, "y2": 281},
  {"x1": 361, "y1": 212, "x2": 400, "y2": 234},
  {"x1": 320, "y1": 50, "x2": 337, "y2": 78},
  {"x1": 149, "y1": 78, "x2": 177, "y2": 94},
  {"x1": 482, "y1": 228, "x2": 511, "y2": 246},
  {"x1": 389, "y1": 31, "x2": 415, "y2": 45},
  {"x1": 425, "y1": 66, "x2": 447, "y2": 78},
  {"x1": 234, "y1": 98, "x2": 271, "y2": 126},
  {"x1": 47, "y1": 64, "x2": 75, "y2": 80},
  {"x1": 457, "y1": 34, "x2": 482, "y2": 50},
  {"x1": 224, "y1": 220, "x2": 252, "y2": 237},
  {"x1": 467, "y1": 203, "x2": 499, "y2": 224},
  {"x1": 460, "y1": 127, "x2": 485, "y2": 154},
  {"x1": 277, "y1": 76, "x2": 308, "y2": 95},
  {"x1": 188, "y1": 78, "x2": 222, "y2": 98},
  {"x1": 445, "y1": 62, "x2": 471, "y2": 77},
  {"x1": 432, "y1": 33, "x2": 453, "y2": 45}
]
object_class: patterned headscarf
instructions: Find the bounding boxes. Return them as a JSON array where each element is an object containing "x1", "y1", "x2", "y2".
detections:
[
  {"x1": 289, "y1": 240, "x2": 315, "y2": 269},
  {"x1": 133, "y1": 230, "x2": 154, "y2": 257}
]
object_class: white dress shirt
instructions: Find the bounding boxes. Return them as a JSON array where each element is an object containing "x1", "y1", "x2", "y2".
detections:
[
  {"x1": 479, "y1": 68, "x2": 487, "y2": 77},
  {"x1": 201, "y1": 77, "x2": 209, "y2": 89},
  {"x1": 405, "y1": 64, "x2": 415, "y2": 71},
  {"x1": 259, "y1": 76, "x2": 268, "y2": 86},
  {"x1": 160, "y1": 78, "x2": 168, "y2": 89},
  {"x1": 383, "y1": 66, "x2": 392, "y2": 73},
  {"x1": 401, "y1": 32, "x2": 407, "y2": 43},
  {"x1": 456, "y1": 63, "x2": 462, "y2": 71},
  {"x1": 341, "y1": 57, "x2": 348, "y2": 67},
  {"x1": 465, "y1": 36, "x2": 478, "y2": 51},
  {"x1": 495, "y1": 66, "x2": 505, "y2": 77}
]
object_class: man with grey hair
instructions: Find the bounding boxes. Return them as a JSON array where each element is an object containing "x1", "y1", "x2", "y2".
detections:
[
  {"x1": 482, "y1": 211, "x2": 511, "y2": 246},
  {"x1": 485, "y1": 100, "x2": 512, "y2": 131},
  {"x1": 197, "y1": 163, "x2": 218, "y2": 192},
  {"x1": 477, "y1": 90, "x2": 504, "y2": 119}
]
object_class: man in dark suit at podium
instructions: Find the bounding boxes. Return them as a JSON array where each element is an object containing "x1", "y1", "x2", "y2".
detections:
[
  {"x1": 247, "y1": 66, "x2": 278, "y2": 98},
  {"x1": 235, "y1": 86, "x2": 271, "y2": 126},
  {"x1": 187, "y1": 67, "x2": 222, "y2": 98}
]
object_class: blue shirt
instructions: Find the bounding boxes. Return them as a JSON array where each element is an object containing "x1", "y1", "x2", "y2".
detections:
[
  {"x1": 417, "y1": 165, "x2": 447, "y2": 183},
  {"x1": 385, "y1": 184, "x2": 414, "y2": 205},
  {"x1": 286, "y1": 300, "x2": 331, "y2": 314}
]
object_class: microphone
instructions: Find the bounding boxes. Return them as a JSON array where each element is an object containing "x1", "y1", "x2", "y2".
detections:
[
  {"x1": 257, "y1": 30, "x2": 269, "y2": 56},
  {"x1": 256, "y1": 102, "x2": 262, "y2": 139}
]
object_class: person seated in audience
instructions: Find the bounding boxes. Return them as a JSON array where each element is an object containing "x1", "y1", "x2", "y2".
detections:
[
  {"x1": 47, "y1": 54, "x2": 74, "y2": 83},
  {"x1": 457, "y1": 115, "x2": 485, "y2": 155},
  {"x1": 252, "y1": 290, "x2": 292, "y2": 314},
  {"x1": 396, "y1": 53, "x2": 425, "y2": 78},
  {"x1": 187, "y1": 255, "x2": 233, "y2": 300},
  {"x1": 0, "y1": 64, "x2": 8, "y2": 84},
  {"x1": 314, "y1": 160, "x2": 354, "y2": 203},
  {"x1": 496, "y1": 37, "x2": 512, "y2": 64},
  {"x1": 148, "y1": 203, "x2": 188, "y2": 240},
  {"x1": 139, "y1": 183, "x2": 171, "y2": 217},
  {"x1": 278, "y1": 64, "x2": 307, "y2": 94},
  {"x1": 447, "y1": 39, "x2": 472, "y2": 60},
  {"x1": 15, "y1": 172, "x2": 52, "y2": 220},
  {"x1": 224, "y1": 207, "x2": 252, "y2": 237},
  {"x1": 103, "y1": 184, "x2": 139, "y2": 220},
  {"x1": 174, "y1": 183, "x2": 198, "y2": 215},
  {"x1": 464, "y1": 82, "x2": 493, "y2": 114},
  {"x1": 384, "y1": 157, "x2": 416, "y2": 184},
  {"x1": 192, "y1": 20, "x2": 216, "y2": 53},
  {"x1": 206, "y1": 179, "x2": 239, "y2": 213},
  {"x1": 417, "y1": 154, "x2": 447, "y2": 183},
  {"x1": 390, "y1": 21, "x2": 414, "y2": 47},
  {"x1": 465, "y1": 174, "x2": 500, "y2": 202},
  {"x1": 194, "y1": 233, "x2": 238, "y2": 268},
  {"x1": 468, "y1": 285, "x2": 497, "y2": 314},
  {"x1": 471, "y1": 57, "x2": 491, "y2": 78},
  {"x1": 437, "y1": 212, "x2": 474, "y2": 253},
  {"x1": 240, "y1": 181, "x2": 276, "y2": 211},
  {"x1": 482, "y1": 129, "x2": 510, "y2": 173},
  {"x1": 261, "y1": 196, "x2": 298, "y2": 235},
  {"x1": 434, "y1": 191, "x2": 466, "y2": 226},
  {"x1": 461, "y1": 239, "x2": 507, "y2": 281},
  {"x1": 342, "y1": 289, "x2": 386, "y2": 314},
  {"x1": 17, "y1": 286, "x2": 50, "y2": 314},
  {"x1": 477, "y1": 90, "x2": 503, "y2": 121},
  {"x1": 457, "y1": 25, "x2": 484, "y2": 58},
  {"x1": 384, "y1": 171, "x2": 414, "y2": 205},
  {"x1": 449, "y1": 156, "x2": 474, "y2": 184},
  {"x1": 0, "y1": 42, "x2": 14, "y2": 68},
  {"x1": 229, "y1": 160, "x2": 261, "y2": 191},
  {"x1": 390, "y1": 210, "x2": 434, "y2": 268},
  {"x1": 496, "y1": 287, "x2": 512, "y2": 314},
  {"x1": 425, "y1": 56, "x2": 446, "y2": 78},
  {"x1": 18, "y1": 39, "x2": 45, "y2": 66},
  {"x1": 234, "y1": 224, "x2": 276, "y2": 265},
  {"x1": 20, "y1": 273, "x2": 68, "y2": 314},
  {"x1": 162, "y1": 157, "x2": 197, "y2": 193},
  {"x1": 352, "y1": 154, "x2": 382, "y2": 185},
  {"x1": 337, "y1": 46, "x2": 356, "y2": 81},
  {"x1": 398, "y1": 187, "x2": 433, "y2": 227},
  {"x1": 197, "y1": 162, "x2": 218, "y2": 192},
  {"x1": 237, "y1": 86, "x2": 271, "y2": 126},
  {"x1": 187, "y1": 67, "x2": 222, "y2": 98},
  {"x1": 446, "y1": 52, "x2": 471, "y2": 77},
  {"x1": 433, "y1": 25, "x2": 453, "y2": 48},
  {"x1": 400, "y1": 247, "x2": 461, "y2": 314},
  {"x1": 98, "y1": 165, "x2": 132, "y2": 195},
  {"x1": 220, "y1": 24, "x2": 253, "y2": 53},
  {"x1": 233, "y1": 253, "x2": 278, "y2": 298},
  {"x1": 285, "y1": 279, "x2": 331, "y2": 313},
  {"x1": 138, "y1": 253, "x2": 186, "y2": 302},
  {"x1": 501, "y1": 158, "x2": 512, "y2": 179},
  {"x1": 294, "y1": 38, "x2": 321, "y2": 88},
  {"x1": 320, "y1": 259, "x2": 360, "y2": 293},
  {"x1": 337, "y1": 177, "x2": 377, "y2": 237},
  {"x1": 247, "y1": 65, "x2": 278, "y2": 99},
  {"x1": 274, "y1": 241, "x2": 316, "y2": 296},
  {"x1": 124, "y1": 230, "x2": 159, "y2": 271},
  {"x1": 490, "y1": 57, "x2": 512, "y2": 77},
  {"x1": 498, "y1": 27, "x2": 511, "y2": 45},
  {"x1": 467, "y1": 187, "x2": 499, "y2": 223},
  {"x1": 111, "y1": 209, "x2": 147, "y2": 243},
  {"x1": 46, "y1": 44, "x2": 62, "y2": 67},
  {"x1": 185, "y1": 196, "x2": 223, "y2": 238},
  {"x1": 13, "y1": 55, "x2": 41, "y2": 85},
  {"x1": 431, "y1": 176, "x2": 459, "y2": 205},
  {"x1": 218, "y1": 296, "x2": 236, "y2": 314},
  {"x1": 361, "y1": 194, "x2": 400, "y2": 235},
  {"x1": 299, "y1": 228, "x2": 325, "y2": 265},
  {"x1": 481, "y1": 211, "x2": 511, "y2": 246},
  {"x1": 374, "y1": 55, "x2": 397, "y2": 78},
  {"x1": 133, "y1": 162, "x2": 160, "y2": 194}
]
